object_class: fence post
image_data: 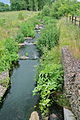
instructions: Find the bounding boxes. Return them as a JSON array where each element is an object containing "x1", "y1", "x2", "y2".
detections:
[
  {"x1": 69, "y1": 16, "x2": 71, "y2": 21},
  {"x1": 72, "y1": 16, "x2": 74, "y2": 23},
  {"x1": 75, "y1": 17, "x2": 76, "y2": 25},
  {"x1": 79, "y1": 20, "x2": 80, "y2": 27}
]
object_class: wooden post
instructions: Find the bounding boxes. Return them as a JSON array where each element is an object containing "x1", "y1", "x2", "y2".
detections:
[
  {"x1": 79, "y1": 20, "x2": 80, "y2": 27},
  {"x1": 75, "y1": 17, "x2": 76, "y2": 25},
  {"x1": 69, "y1": 16, "x2": 71, "y2": 21},
  {"x1": 72, "y1": 16, "x2": 74, "y2": 23}
]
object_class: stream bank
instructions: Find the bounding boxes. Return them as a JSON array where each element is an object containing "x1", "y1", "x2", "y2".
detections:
[
  {"x1": 0, "y1": 24, "x2": 64, "y2": 120},
  {"x1": 0, "y1": 71, "x2": 10, "y2": 103},
  {"x1": 0, "y1": 31, "x2": 40, "y2": 120}
]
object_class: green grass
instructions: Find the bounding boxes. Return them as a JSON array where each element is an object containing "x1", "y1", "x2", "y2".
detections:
[
  {"x1": 0, "y1": 77, "x2": 10, "y2": 88},
  {"x1": 58, "y1": 17, "x2": 80, "y2": 58},
  {"x1": 0, "y1": 10, "x2": 37, "y2": 41},
  {"x1": 0, "y1": 10, "x2": 39, "y2": 73}
]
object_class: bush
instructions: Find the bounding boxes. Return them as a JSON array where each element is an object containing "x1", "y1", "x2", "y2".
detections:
[
  {"x1": 37, "y1": 22, "x2": 59, "y2": 53},
  {"x1": 20, "y1": 21, "x2": 35, "y2": 37},
  {"x1": 33, "y1": 47, "x2": 63, "y2": 117},
  {"x1": 5, "y1": 38, "x2": 18, "y2": 54},
  {"x1": 0, "y1": 38, "x2": 19, "y2": 72},
  {"x1": 41, "y1": 5, "x2": 50, "y2": 17}
]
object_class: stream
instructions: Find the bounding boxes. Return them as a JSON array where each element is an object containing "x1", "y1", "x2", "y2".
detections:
[
  {"x1": 0, "y1": 30, "x2": 63, "y2": 120},
  {"x1": 0, "y1": 32, "x2": 40, "y2": 120}
]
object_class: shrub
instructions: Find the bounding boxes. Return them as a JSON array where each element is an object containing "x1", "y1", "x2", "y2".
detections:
[
  {"x1": 5, "y1": 38, "x2": 18, "y2": 54},
  {"x1": 0, "y1": 38, "x2": 19, "y2": 72},
  {"x1": 33, "y1": 47, "x2": 63, "y2": 117},
  {"x1": 37, "y1": 22, "x2": 59, "y2": 52},
  {"x1": 41, "y1": 5, "x2": 50, "y2": 17},
  {"x1": 20, "y1": 22, "x2": 35, "y2": 37}
]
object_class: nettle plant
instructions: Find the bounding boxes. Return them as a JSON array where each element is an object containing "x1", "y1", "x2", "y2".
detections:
[
  {"x1": 33, "y1": 48, "x2": 63, "y2": 117},
  {"x1": 20, "y1": 21, "x2": 35, "y2": 37},
  {"x1": 37, "y1": 22, "x2": 59, "y2": 53}
]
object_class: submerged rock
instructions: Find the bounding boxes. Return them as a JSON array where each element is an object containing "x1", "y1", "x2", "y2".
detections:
[
  {"x1": 19, "y1": 56, "x2": 29, "y2": 60},
  {"x1": 18, "y1": 43, "x2": 26, "y2": 46},
  {"x1": 24, "y1": 37, "x2": 33, "y2": 40},
  {"x1": 35, "y1": 24, "x2": 44, "y2": 30},
  {"x1": 44, "y1": 117, "x2": 49, "y2": 120},
  {"x1": 64, "y1": 108, "x2": 76, "y2": 120},
  {"x1": 49, "y1": 113, "x2": 58, "y2": 120},
  {"x1": 29, "y1": 111, "x2": 39, "y2": 120}
]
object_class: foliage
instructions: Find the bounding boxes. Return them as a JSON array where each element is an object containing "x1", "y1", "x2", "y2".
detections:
[
  {"x1": 0, "y1": 2, "x2": 10, "y2": 12},
  {"x1": 53, "y1": 93, "x2": 71, "y2": 109},
  {"x1": 18, "y1": 12, "x2": 25, "y2": 20},
  {"x1": 16, "y1": 32, "x2": 25, "y2": 43},
  {"x1": 20, "y1": 21, "x2": 35, "y2": 37},
  {"x1": 5, "y1": 38, "x2": 18, "y2": 53},
  {"x1": 0, "y1": 11, "x2": 37, "y2": 73},
  {"x1": 0, "y1": 38, "x2": 19, "y2": 72},
  {"x1": 41, "y1": 5, "x2": 50, "y2": 16},
  {"x1": 33, "y1": 47, "x2": 63, "y2": 116},
  {"x1": 10, "y1": 0, "x2": 52, "y2": 11},
  {"x1": 40, "y1": 0, "x2": 80, "y2": 19},
  {"x1": 0, "y1": 77, "x2": 10, "y2": 88},
  {"x1": 25, "y1": 52, "x2": 28, "y2": 56},
  {"x1": 59, "y1": 18, "x2": 80, "y2": 58},
  {"x1": 0, "y1": 18, "x2": 6, "y2": 27},
  {"x1": 42, "y1": 16, "x2": 57, "y2": 25},
  {"x1": 10, "y1": 0, "x2": 27, "y2": 11},
  {"x1": 37, "y1": 22, "x2": 59, "y2": 53}
]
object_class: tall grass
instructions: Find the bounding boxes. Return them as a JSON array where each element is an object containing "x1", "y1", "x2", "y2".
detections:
[
  {"x1": 0, "y1": 10, "x2": 38, "y2": 73},
  {"x1": 59, "y1": 17, "x2": 80, "y2": 58},
  {"x1": 0, "y1": 11, "x2": 37, "y2": 41}
]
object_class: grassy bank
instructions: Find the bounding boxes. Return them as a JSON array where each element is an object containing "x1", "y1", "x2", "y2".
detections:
[
  {"x1": 0, "y1": 10, "x2": 37, "y2": 41},
  {"x1": 0, "y1": 10, "x2": 39, "y2": 73},
  {"x1": 59, "y1": 17, "x2": 80, "y2": 58},
  {"x1": 0, "y1": 10, "x2": 40, "y2": 103}
]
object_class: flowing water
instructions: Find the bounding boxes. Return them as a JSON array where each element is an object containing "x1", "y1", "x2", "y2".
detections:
[
  {"x1": 0, "y1": 31, "x2": 64, "y2": 120},
  {"x1": 0, "y1": 32, "x2": 40, "y2": 120}
]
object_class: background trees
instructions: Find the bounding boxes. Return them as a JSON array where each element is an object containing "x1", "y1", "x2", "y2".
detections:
[
  {"x1": 10, "y1": 0, "x2": 27, "y2": 10},
  {"x1": 10, "y1": 0, "x2": 52, "y2": 11},
  {"x1": 0, "y1": 0, "x2": 79, "y2": 13},
  {"x1": 0, "y1": 2, "x2": 10, "y2": 12}
]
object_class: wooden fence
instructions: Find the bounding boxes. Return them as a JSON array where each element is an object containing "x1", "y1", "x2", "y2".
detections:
[{"x1": 69, "y1": 16, "x2": 80, "y2": 27}]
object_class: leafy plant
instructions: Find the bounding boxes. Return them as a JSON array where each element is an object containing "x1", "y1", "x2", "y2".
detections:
[
  {"x1": 0, "y1": 38, "x2": 19, "y2": 73},
  {"x1": 25, "y1": 52, "x2": 28, "y2": 56},
  {"x1": 37, "y1": 22, "x2": 59, "y2": 53},
  {"x1": 41, "y1": 5, "x2": 50, "y2": 17},
  {"x1": 33, "y1": 47, "x2": 63, "y2": 117},
  {"x1": 16, "y1": 32, "x2": 24, "y2": 43},
  {"x1": 20, "y1": 21, "x2": 35, "y2": 37}
]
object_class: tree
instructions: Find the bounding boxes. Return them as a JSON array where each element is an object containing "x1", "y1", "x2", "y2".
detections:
[
  {"x1": 0, "y1": 2, "x2": 10, "y2": 12},
  {"x1": 10, "y1": 0, "x2": 27, "y2": 10}
]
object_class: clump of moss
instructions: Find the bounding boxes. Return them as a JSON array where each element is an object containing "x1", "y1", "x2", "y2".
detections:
[{"x1": 0, "y1": 77, "x2": 10, "y2": 88}]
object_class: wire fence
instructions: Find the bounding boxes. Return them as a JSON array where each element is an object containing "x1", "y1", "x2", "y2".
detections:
[{"x1": 68, "y1": 16, "x2": 80, "y2": 27}]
